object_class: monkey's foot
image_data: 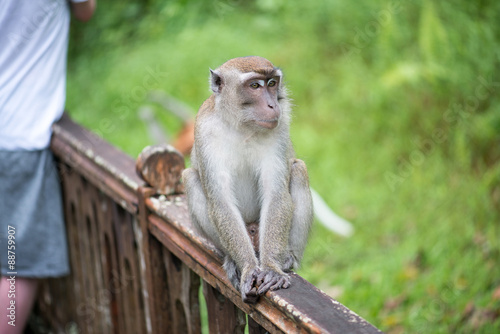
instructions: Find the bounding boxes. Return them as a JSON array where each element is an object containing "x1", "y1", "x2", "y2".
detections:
[
  {"x1": 242, "y1": 286, "x2": 259, "y2": 304},
  {"x1": 256, "y1": 270, "x2": 291, "y2": 295},
  {"x1": 223, "y1": 257, "x2": 241, "y2": 290},
  {"x1": 241, "y1": 268, "x2": 261, "y2": 304},
  {"x1": 282, "y1": 253, "x2": 296, "y2": 273}
]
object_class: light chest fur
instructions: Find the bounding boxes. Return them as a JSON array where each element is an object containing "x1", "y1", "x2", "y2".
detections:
[
  {"x1": 218, "y1": 126, "x2": 284, "y2": 223},
  {"x1": 192, "y1": 68, "x2": 292, "y2": 225}
]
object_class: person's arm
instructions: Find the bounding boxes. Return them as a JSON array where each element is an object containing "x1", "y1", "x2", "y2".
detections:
[{"x1": 70, "y1": 0, "x2": 96, "y2": 22}]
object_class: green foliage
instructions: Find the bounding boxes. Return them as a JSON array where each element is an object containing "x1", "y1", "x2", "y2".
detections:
[{"x1": 67, "y1": 0, "x2": 500, "y2": 332}]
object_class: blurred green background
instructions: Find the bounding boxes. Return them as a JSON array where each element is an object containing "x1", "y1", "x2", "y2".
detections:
[{"x1": 66, "y1": 0, "x2": 500, "y2": 332}]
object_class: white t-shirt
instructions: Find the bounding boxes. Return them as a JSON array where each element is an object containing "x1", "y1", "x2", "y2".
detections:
[{"x1": 0, "y1": 0, "x2": 72, "y2": 150}]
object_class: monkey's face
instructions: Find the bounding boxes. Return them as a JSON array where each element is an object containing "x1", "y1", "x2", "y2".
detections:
[
  {"x1": 238, "y1": 73, "x2": 282, "y2": 130},
  {"x1": 209, "y1": 56, "x2": 289, "y2": 132}
]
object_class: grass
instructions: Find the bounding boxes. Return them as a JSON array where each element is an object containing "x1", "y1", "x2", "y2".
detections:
[{"x1": 66, "y1": 0, "x2": 500, "y2": 332}]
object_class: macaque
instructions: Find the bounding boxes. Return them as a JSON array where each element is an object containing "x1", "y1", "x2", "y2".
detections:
[{"x1": 183, "y1": 56, "x2": 313, "y2": 303}]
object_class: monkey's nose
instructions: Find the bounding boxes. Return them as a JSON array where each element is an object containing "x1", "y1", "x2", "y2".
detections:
[{"x1": 268, "y1": 104, "x2": 274, "y2": 109}]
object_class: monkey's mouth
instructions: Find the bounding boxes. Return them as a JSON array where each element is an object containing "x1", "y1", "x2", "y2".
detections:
[{"x1": 256, "y1": 119, "x2": 278, "y2": 129}]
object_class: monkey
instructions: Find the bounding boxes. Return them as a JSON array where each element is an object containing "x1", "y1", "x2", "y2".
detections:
[{"x1": 182, "y1": 56, "x2": 313, "y2": 304}]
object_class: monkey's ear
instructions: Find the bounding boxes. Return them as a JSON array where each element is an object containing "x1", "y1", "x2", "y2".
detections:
[{"x1": 210, "y1": 69, "x2": 224, "y2": 94}]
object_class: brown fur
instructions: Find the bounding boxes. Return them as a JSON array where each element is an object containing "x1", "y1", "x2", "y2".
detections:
[
  {"x1": 218, "y1": 56, "x2": 276, "y2": 74},
  {"x1": 195, "y1": 96, "x2": 216, "y2": 129}
]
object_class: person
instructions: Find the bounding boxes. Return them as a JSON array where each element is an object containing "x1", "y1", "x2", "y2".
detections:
[{"x1": 0, "y1": 1, "x2": 96, "y2": 332}]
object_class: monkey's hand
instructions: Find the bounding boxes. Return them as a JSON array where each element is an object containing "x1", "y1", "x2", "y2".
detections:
[
  {"x1": 256, "y1": 269, "x2": 291, "y2": 295},
  {"x1": 240, "y1": 267, "x2": 261, "y2": 304}
]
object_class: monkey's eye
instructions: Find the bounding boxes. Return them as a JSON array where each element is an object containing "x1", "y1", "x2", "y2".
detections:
[
  {"x1": 268, "y1": 79, "x2": 277, "y2": 87},
  {"x1": 250, "y1": 82, "x2": 260, "y2": 89}
]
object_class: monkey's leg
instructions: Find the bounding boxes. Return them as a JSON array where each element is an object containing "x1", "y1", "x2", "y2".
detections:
[
  {"x1": 208, "y1": 202, "x2": 261, "y2": 303},
  {"x1": 257, "y1": 159, "x2": 313, "y2": 294},
  {"x1": 286, "y1": 159, "x2": 314, "y2": 271},
  {"x1": 183, "y1": 168, "x2": 223, "y2": 248},
  {"x1": 183, "y1": 168, "x2": 239, "y2": 283},
  {"x1": 256, "y1": 167, "x2": 295, "y2": 295}
]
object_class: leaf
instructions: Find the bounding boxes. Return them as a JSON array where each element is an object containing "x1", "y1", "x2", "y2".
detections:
[{"x1": 418, "y1": 1, "x2": 449, "y2": 64}]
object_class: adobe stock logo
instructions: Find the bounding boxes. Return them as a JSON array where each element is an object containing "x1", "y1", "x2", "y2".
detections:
[{"x1": 7, "y1": 0, "x2": 64, "y2": 50}]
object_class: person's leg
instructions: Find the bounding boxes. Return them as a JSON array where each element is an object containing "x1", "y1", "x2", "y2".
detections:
[{"x1": 0, "y1": 276, "x2": 38, "y2": 334}]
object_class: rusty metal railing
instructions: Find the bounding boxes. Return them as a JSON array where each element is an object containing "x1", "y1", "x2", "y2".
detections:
[{"x1": 36, "y1": 113, "x2": 381, "y2": 333}]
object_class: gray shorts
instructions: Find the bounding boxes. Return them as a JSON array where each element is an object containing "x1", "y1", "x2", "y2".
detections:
[{"x1": 0, "y1": 149, "x2": 69, "y2": 278}]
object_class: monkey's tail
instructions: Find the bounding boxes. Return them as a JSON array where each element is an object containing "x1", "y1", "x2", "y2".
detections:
[{"x1": 311, "y1": 188, "x2": 354, "y2": 237}]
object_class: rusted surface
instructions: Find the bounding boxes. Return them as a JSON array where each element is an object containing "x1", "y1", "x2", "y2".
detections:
[
  {"x1": 38, "y1": 113, "x2": 382, "y2": 334},
  {"x1": 265, "y1": 274, "x2": 380, "y2": 334},
  {"x1": 137, "y1": 187, "x2": 159, "y2": 334},
  {"x1": 36, "y1": 275, "x2": 76, "y2": 333},
  {"x1": 136, "y1": 144, "x2": 185, "y2": 195},
  {"x1": 203, "y1": 280, "x2": 246, "y2": 333},
  {"x1": 38, "y1": 114, "x2": 149, "y2": 333},
  {"x1": 146, "y1": 234, "x2": 173, "y2": 332},
  {"x1": 64, "y1": 166, "x2": 109, "y2": 334},
  {"x1": 163, "y1": 249, "x2": 202, "y2": 334},
  {"x1": 248, "y1": 316, "x2": 268, "y2": 334},
  {"x1": 37, "y1": 162, "x2": 148, "y2": 333}
]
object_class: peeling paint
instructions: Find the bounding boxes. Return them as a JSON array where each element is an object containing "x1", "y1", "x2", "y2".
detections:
[
  {"x1": 54, "y1": 123, "x2": 140, "y2": 192},
  {"x1": 270, "y1": 294, "x2": 313, "y2": 325},
  {"x1": 149, "y1": 198, "x2": 160, "y2": 210}
]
